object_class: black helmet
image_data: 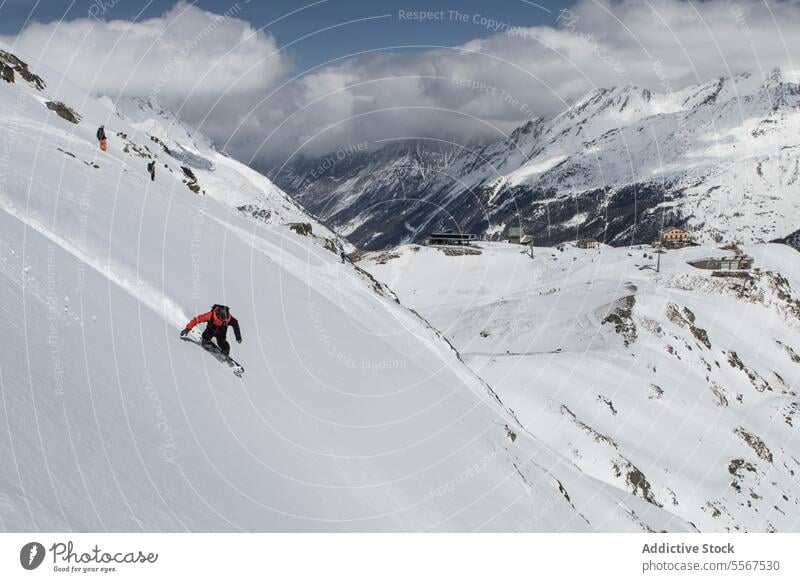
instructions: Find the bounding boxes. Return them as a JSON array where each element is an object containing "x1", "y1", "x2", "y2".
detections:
[{"x1": 215, "y1": 305, "x2": 229, "y2": 321}]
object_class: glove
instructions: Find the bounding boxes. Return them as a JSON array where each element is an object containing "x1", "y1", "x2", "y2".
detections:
[
  {"x1": 237, "y1": 338, "x2": 242, "y2": 344},
  {"x1": 180, "y1": 328, "x2": 190, "y2": 337}
]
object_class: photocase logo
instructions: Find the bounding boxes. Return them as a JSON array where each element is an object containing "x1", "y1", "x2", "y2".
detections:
[{"x1": 20, "y1": 542, "x2": 46, "y2": 570}]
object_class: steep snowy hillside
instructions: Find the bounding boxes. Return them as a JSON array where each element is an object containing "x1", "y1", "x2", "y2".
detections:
[
  {"x1": 275, "y1": 71, "x2": 800, "y2": 250},
  {"x1": 361, "y1": 242, "x2": 800, "y2": 531},
  {"x1": 111, "y1": 96, "x2": 346, "y2": 247},
  {"x1": 0, "y1": 47, "x2": 694, "y2": 532}
]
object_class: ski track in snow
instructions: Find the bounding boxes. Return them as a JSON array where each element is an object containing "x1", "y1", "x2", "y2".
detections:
[{"x1": 0, "y1": 194, "x2": 188, "y2": 328}]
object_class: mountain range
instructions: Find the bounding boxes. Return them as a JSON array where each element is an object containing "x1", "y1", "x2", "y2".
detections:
[
  {"x1": 3, "y1": 41, "x2": 800, "y2": 532},
  {"x1": 1, "y1": 44, "x2": 694, "y2": 532},
  {"x1": 271, "y1": 70, "x2": 800, "y2": 251}
]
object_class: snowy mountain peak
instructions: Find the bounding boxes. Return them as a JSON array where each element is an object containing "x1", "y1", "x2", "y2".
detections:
[
  {"x1": 563, "y1": 84, "x2": 651, "y2": 118},
  {"x1": 508, "y1": 118, "x2": 543, "y2": 143},
  {"x1": 275, "y1": 68, "x2": 800, "y2": 251},
  {"x1": 113, "y1": 95, "x2": 215, "y2": 153}
]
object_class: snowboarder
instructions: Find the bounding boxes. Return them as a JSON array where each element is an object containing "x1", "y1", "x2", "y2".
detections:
[
  {"x1": 180, "y1": 304, "x2": 242, "y2": 356},
  {"x1": 96, "y1": 125, "x2": 107, "y2": 151},
  {"x1": 339, "y1": 248, "x2": 347, "y2": 264},
  {"x1": 147, "y1": 160, "x2": 156, "y2": 181}
]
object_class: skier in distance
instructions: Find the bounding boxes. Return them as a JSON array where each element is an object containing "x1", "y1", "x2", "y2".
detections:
[{"x1": 96, "y1": 125, "x2": 107, "y2": 151}]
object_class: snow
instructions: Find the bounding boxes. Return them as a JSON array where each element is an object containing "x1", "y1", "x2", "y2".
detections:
[
  {"x1": 484, "y1": 223, "x2": 506, "y2": 241},
  {"x1": 504, "y1": 155, "x2": 567, "y2": 187},
  {"x1": 112, "y1": 96, "x2": 344, "y2": 246},
  {"x1": 361, "y1": 241, "x2": 800, "y2": 531},
  {"x1": 782, "y1": 70, "x2": 800, "y2": 84},
  {"x1": 561, "y1": 213, "x2": 588, "y2": 229},
  {"x1": 0, "y1": 44, "x2": 692, "y2": 532},
  {"x1": 283, "y1": 69, "x2": 800, "y2": 249}
]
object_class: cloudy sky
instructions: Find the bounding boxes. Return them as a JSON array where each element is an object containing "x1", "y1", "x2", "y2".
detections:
[{"x1": 1, "y1": 0, "x2": 799, "y2": 168}]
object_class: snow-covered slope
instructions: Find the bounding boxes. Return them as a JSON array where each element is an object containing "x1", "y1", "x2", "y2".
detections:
[
  {"x1": 361, "y1": 242, "x2": 800, "y2": 531},
  {"x1": 111, "y1": 96, "x2": 345, "y2": 246},
  {"x1": 0, "y1": 46, "x2": 694, "y2": 532},
  {"x1": 275, "y1": 71, "x2": 800, "y2": 250}
]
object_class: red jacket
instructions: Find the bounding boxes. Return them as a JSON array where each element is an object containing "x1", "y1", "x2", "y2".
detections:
[{"x1": 186, "y1": 308, "x2": 241, "y2": 341}]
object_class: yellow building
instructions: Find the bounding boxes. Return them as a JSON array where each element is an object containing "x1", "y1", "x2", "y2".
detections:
[
  {"x1": 656, "y1": 227, "x2": 691, "y2": 248},
  {"x1": 576, "y1": 238, "x2": 600, "y2": 250}
]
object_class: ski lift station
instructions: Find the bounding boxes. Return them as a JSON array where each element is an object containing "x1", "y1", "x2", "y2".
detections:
[
  {"x1": 427, "y1": 230, "x2": 478, "y2": 246},
  {"x1": 688, "y1": 255, "x2": 754, "y2": 271}
]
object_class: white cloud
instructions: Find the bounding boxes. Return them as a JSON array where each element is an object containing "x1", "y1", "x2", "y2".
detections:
[
  {"x1": 2, "y1": 2, "x2": 288, "y2": 100},
  {"x1": 4, "y1": 0, "x2": 800, "y2": 164}
]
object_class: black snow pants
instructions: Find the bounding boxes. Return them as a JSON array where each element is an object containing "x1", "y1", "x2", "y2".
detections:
[{"x1": 202, "y1": 324, "x2": 230, "y2": 355}]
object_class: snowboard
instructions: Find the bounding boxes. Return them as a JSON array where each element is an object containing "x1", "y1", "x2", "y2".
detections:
[{"x1": 180, "y1": 336, "x2": 245, "y2": 377}]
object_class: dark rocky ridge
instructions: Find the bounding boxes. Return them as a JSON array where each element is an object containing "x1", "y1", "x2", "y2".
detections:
[
  {"x1": 270, "y1": 139, "x2": 687, "y2": 250},
  {"x1": 270, "y1": 74, "x2": 799, "y2": 251},
  {"x1": 0, "y1": 50, "x2": 45, "y2": 90}
]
